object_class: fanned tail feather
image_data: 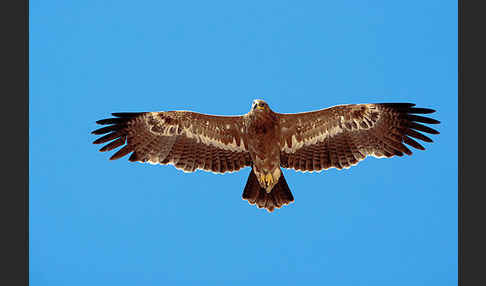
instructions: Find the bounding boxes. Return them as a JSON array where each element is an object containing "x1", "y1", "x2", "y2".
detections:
[{"x1": 242, "y1": 168, "x2": 294, "y2": 212}]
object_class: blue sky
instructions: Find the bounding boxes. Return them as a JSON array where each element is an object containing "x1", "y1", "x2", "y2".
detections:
[{"x1": 30, "y1": 1, "x2": 457, "y2": 285}]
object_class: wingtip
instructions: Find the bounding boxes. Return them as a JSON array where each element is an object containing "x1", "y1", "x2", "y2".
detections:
[
  {"x1": 92, "y1": 138, "x2": 103, "y2": 144},
  {"x1": 408, "y1": 107, "x2": 437, "y2": 114}
]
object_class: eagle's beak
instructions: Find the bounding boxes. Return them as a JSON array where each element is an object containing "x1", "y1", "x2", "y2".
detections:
[{"x1": 256, "y1": 105, "x2": 265, "y2": 110}]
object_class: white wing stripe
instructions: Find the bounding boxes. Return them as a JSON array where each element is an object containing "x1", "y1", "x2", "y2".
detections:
[{"x1": 145, "y1": 113, "x2": 246, "y2": 152}]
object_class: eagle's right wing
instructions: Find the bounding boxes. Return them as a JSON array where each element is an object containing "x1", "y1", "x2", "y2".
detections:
[{"x1": 92, "y1": 111, "x2": 252, "y2": 173}]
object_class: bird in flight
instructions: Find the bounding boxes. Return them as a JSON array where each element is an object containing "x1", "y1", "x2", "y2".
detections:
[{"x1": 92, "y1": 99, "x2": 439, "y2": 212}]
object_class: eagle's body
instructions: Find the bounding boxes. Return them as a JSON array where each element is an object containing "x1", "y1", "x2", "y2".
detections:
[
  {"x1": 92, "y1": 99, "x2": 440, "y2": 212},
  {"x1": 246, "y1": 102, "x2": 282, "y2": 192}
]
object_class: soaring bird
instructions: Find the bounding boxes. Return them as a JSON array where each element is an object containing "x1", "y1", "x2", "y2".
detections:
[{"x1": 92, "y1": 99, "x2": 439, "y2": 212}]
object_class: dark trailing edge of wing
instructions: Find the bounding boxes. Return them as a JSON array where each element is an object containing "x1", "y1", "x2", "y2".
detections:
[{"x1": 92, "y1": 112, "x2": 146, "y2": 160}]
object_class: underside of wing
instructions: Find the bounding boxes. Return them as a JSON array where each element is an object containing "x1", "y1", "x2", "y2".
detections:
[
  {"x1": 92, "y1": 111, "x2": 252, "y2": 173},
  {"x1": 278, "y1": 103, "x2": 440, "y2": 172}
]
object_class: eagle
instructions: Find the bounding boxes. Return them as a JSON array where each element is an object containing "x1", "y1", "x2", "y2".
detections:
[{"x1": 92, "y1": 100, "x2": 439, "y2": 212}]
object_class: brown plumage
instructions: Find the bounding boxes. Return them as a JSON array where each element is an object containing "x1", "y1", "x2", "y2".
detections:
[{"x1": 92, "y1": 100, "x2": 440, "y2": 212}]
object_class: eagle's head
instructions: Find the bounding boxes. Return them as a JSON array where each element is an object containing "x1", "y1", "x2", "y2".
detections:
[{"x1": 251, "y1": 99, "x2": 270, "y2": 112}]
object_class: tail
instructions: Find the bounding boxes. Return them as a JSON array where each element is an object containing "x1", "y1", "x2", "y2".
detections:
[{"x1": 242, "y1": 168, "x2": 294, "y2": 212}]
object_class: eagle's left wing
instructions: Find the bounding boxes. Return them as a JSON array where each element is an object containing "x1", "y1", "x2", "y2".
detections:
[
  {"x1": 92, "y1": 111, "x2": 252, "y2": 173},
  {"x1": 277, "y1": 103, "x2": 440, "y2": 172}
]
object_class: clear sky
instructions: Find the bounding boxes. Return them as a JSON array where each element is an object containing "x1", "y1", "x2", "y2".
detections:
[{"x1": 30, "y1": 1, "x2": 457, "y2": 285}]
